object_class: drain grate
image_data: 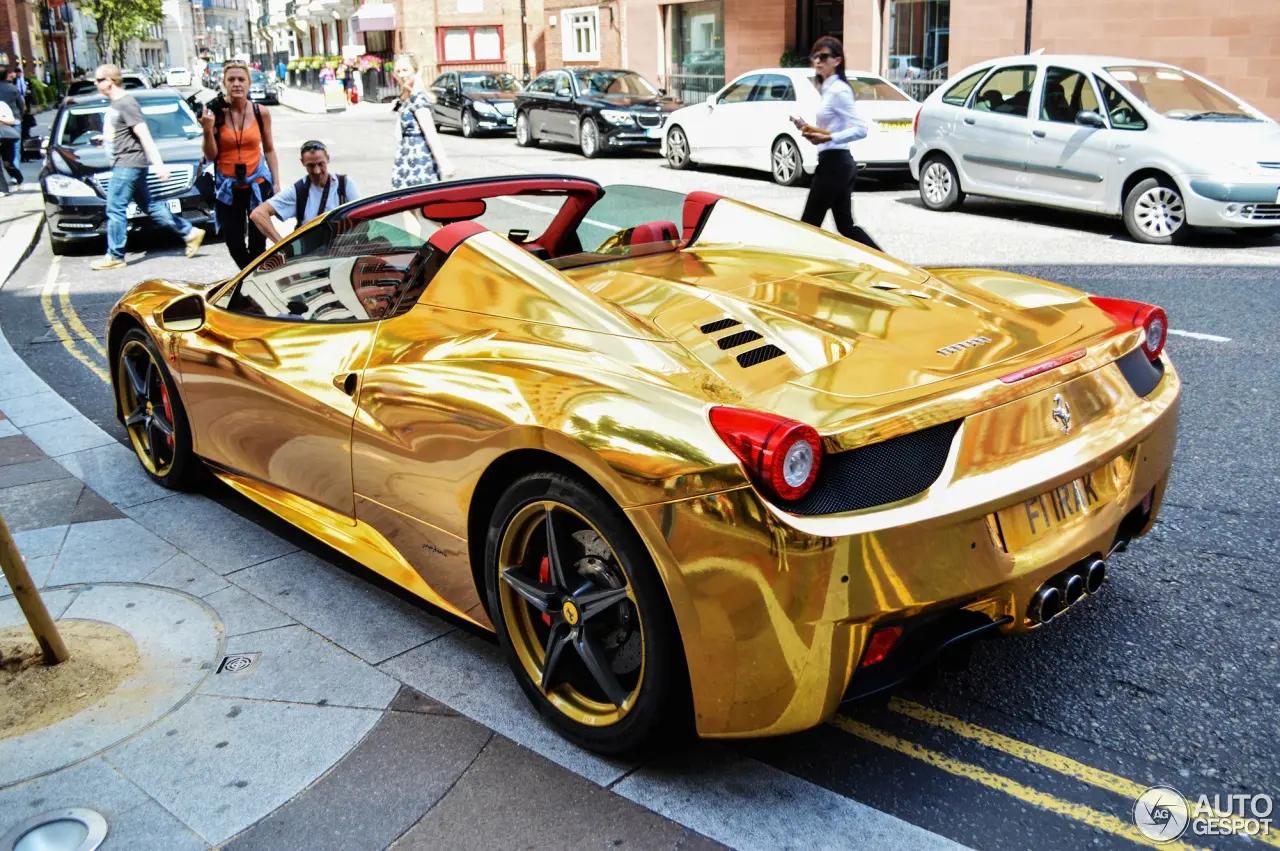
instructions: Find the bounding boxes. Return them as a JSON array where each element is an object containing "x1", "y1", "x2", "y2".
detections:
[{"x1": 216, "y1": 653, "x2": 261, "y2": 674}]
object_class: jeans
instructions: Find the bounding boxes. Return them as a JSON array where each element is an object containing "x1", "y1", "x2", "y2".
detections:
[
  {"x1": 216, "y1": 183, "x2": 272, "y2": 269},
  {"x1": 106, "y1": 166, "x2": 192, "y2": 260},
  {"x1": 801, "y1": 149, "x2": 882, "y2": 251},
  {"x1": 0, "y1": 139, "x2": 19, "y2": 186}
]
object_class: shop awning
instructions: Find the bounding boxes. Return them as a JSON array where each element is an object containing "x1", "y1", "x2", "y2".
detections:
[{"x1": 354, "y1": 3, "x2": 395, "y2": 32}]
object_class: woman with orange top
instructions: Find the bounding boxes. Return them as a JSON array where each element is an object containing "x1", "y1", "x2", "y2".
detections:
[{"x1": 201, "y1": 60, "x2": 280, "y2": 267}]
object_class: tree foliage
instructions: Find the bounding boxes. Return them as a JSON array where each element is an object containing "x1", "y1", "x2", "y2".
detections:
[{"x1": 76, "y1": 0, "x2": 164, "y2": 65}]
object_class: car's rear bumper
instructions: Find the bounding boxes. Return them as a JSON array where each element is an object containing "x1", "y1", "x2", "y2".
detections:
[{"x1": 628, "y1": 351, "x2": 1181, "y2": 739}]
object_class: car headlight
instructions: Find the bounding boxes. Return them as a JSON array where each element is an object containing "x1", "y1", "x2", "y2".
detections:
[
  {"x1": 473, "y1": 101, "x2": 498, "y2": 115},
  {"x1": 44, "y1": 174, "x2": 97, "y2": 198},
  {"x1": 600, "y1": 109, "x2": 635, "y2": 125}
]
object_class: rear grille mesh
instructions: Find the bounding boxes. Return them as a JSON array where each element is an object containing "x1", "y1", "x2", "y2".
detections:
[
  {"x1": 736, "y1": 344, "x2": 786, "y2": 368},
  {"x1": 786, "y1": 420, "x2": 963, "y2": 516},
  {"x1": 699, "y1": 318, "x2": 741, "y2": 334},
  {"x1": 717, "y1": 330, "x2": 763, "y2": 350}
]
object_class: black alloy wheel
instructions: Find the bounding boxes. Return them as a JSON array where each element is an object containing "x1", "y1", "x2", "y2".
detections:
[{"x1": 115, "y1": 328, "x2": 200, "y2": 489}]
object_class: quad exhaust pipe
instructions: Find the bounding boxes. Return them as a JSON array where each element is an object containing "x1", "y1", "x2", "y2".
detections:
[{"x1": 1028, "y1": 557, "x2": 1107, "y2": 625}]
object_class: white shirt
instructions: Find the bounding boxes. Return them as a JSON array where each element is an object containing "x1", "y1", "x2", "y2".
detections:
[
  {"x1": 266, "y1": 175, "x2": 361, "y2": 226},
  {"x1": 815, "y1": 75, "x2": 867, "y2": 153}
]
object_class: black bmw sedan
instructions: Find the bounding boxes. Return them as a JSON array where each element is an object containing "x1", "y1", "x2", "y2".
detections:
[
  {"x1": 430, "y1": 70, "x2": 522, "y2": 137},
  {"x1": 514, "y1": 68, "x2": 678, "y2": 158},
  {"x1": 40, "y1": 90, "x2": 215, "y2": 256}
]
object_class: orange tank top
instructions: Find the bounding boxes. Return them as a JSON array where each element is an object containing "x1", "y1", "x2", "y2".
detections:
[{"x1": 215, "y1": 106, "x2": 264, "y2": 180}]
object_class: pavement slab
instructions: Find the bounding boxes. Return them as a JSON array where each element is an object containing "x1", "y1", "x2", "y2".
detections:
[
  {"x1": 98, "y1": 797, "x2": 212, "y2": 851},
  {"x1": 391, "y1": 735, "x2": 715, "y2": 851},
  {"x1": 57, "y1": 441, "x2": 174, "y2": 509},
  {"x1": 44, "y1": 518, "x2": 180, "y2": 587},
  {"x1": 378, "y1": 629, "x2": 636, "y2": 787},
  {"x1": 108, "y1": 695, "x2": 381, "y2": 846},
  {"x1": 202, "y1": 584, "x2": 296, "y2": 637},
  {"x1": 69, "y1": 486, "x2": 126, "y2": 525},
  {"x1": 0, "y1": 458, "x2": 66, "y2": 490},
  {"x1": 10, "y1": 523, "x2": 68, "y2": 560},
  {"x1": 0, "y1": 587, "x2": 82, "y2": 633},
  {"x1": 200, "y1": 624, "x2": 401, "y2": 710},
  {"x1": 0, "y1": 417, "x2": 21, "y2": 437},
  {"x1": 0, "y1": 390, "x2": 81, "y2": 428},
  {"x1": 0, "y1": 476, "x2": 87, "y2": 533},
  {"x1": 141, "y1": 554, "x2": 231, "y2": 598},
  {"x1": 0, "y1": 435, "x2": 46, "y2": 467},
  {"x1": 0, "y1": 757, "x2": 150, "y2": 828},
  {"x1": 22, "y1": 415, "x2": 118, "y2": 457},
  {"x1": 222, "y1": 690, "x2": 493, "y2": 851},
  {"x1": 229, "y1": 550, "x2": 452, "y2": 664},
  {"x1": 125, "y1": 493, "x2": 299, "y2": 574}
]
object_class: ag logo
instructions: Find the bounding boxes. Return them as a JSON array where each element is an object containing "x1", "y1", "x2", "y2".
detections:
[{"x1": 1134, "y1": 786, "x2": 1190, "y2": 842}]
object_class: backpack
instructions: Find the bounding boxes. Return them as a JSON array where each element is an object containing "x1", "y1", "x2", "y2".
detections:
[{"x1": 293, "y1": 174, "x2": 347, "y2": 224}]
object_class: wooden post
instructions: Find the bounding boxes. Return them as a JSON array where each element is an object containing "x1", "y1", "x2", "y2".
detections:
[{"x1": 0, "y1": 512, "x2": 69, "y2": 665}]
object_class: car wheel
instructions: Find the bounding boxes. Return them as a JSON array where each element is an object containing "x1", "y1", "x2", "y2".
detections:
[
  {"x1": 919, "y1": 155, "x2": 964, "y2": 211},
  {"x1": 579, "y1": 118, "x2": 602, "y2": 159},
  {"x1": 485, "y1": 471, "x2": 691, "y2": 755},
  {"x1": 462, "y1": 109, "x2": 477, "y2": 138},
  {"x1": 666, "y1": 126, "x2": 693, "y2": 170},
  {"x1": 771, "y1": 136, "x2": 804, "y2": 186},
  {"x1": 115, "y1": 328, "x2": 201, "y2": 490},
  {"x1": 515, "y1": 111, "x2": 538, "y2": 147},
  {"x1": 1124, "y1": 177, "x2": 1188, "y2": 245}
]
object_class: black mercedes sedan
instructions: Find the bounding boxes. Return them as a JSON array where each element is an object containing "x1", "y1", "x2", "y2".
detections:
[
  {"x1": 514, "y1": 68, "x2": 678, "y2": 158},
  {"x1": 40, "y1": 90, "x2": 215, "y2": 256},
  {"x1": 430, "y1": 70, "x2": 521, "y2": 137}
]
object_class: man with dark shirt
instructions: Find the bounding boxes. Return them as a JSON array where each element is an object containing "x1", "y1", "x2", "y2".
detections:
[{"x1": 90, "y1": 64, "x2": 205, "y2": 270}]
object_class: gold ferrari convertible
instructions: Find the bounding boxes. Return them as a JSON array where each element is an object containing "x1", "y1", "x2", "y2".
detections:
[{"x1": 109, "y1": 176, "x2": 1179, "y2": 753}]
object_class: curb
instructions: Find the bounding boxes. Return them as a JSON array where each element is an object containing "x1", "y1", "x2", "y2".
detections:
[{"x1": 0, "y1": 210, "x2": 45, "y2": 291}]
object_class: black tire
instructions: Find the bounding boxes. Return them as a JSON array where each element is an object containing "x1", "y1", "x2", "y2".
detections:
[
  {"x1": 115, "y1": 328, "x2": 201, "y2": 490},
  {"x1": 918, "y1": 154, "x2": 964, "y2": 211},
  {"x1": 665, "y1": 125, "x2": 694, "y2": 170},
  {"x1": 1123, "y1": 176, "x2": 1189, "y2": 245},
  {"x1": 770, "y1": 135, "x2": 805, "y2": 186},
  {"x1": 484, "y1": 471, "x2": 691, "y2": 755},
  {"x1": 579, "y1": 117, "x2": 602, "y2": 159},
  {"x1": 515, "y1": 111, "x2": 538, "y2": 147},
  {"x1": 461, "y1": 109, "x2": 477, "y2": 139}
]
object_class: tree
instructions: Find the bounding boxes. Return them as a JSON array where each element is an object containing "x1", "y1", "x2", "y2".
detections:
[{"x1": 77, "y1": 0, "x2": 164, "y2": 66}]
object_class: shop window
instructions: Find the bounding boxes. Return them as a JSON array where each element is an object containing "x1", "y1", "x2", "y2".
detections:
[
  {"x1": 885, "y1": 0, "x2": 949, "y2": 100},
  {"x1": 440, "y1": 26, "x2": 504, "y2": 63},
  {"x1": 562, "y1": 7, "x2": 600, "y2": 62}
]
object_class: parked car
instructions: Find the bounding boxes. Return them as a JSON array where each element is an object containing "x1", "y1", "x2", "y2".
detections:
[
  {"x1": 514, "y1": 68, "x2": 678, "y2": 158},
  {"x1": 39, "y1": 90, "x2": 215, "y2": 256},
  {"x1": 166, "y1": 67, "x2": 192, "y2": 88},
  {"x1": 248, "y1": 70, "x2": 279, "y2": 104},
  {"x1": 106, "y1": 175, "x2": 1179, "y2": 754},
  {"x1": 202, "y1": 62, "x2": 224, "y2": 89},
  {"x1": 909, "y1": 54, "x2": 1280, "y2": 244},
  {"x1": 65, "y1": 72, "x2": 150, "y2": 97},
  {"x1": 430, "y1": 70, "x2": 521, "y2": 137},
  {"x1": 662, "y1": 68, "x2": 919, "y2": 186}
]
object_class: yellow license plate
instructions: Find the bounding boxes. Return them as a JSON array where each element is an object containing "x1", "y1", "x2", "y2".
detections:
[
  {"x1": 878, "y1": 121, "x2": 911, "y2": 131},
  {"x1": 995, "y1": 460, "x2": 1126, "y2": 552}
]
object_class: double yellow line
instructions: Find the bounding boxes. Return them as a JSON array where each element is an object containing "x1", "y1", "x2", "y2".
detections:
[
  {"x1": 39, "y1": 257, "x2": 111, "y2": 385},
  {"x1": 835, "y1": 698, "x2": 1278, "y2": 850}
]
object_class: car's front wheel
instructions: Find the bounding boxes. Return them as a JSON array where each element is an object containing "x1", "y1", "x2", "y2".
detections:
[
  {"x1": 771, "y1": 135, "x2": 804, "y2": 186},
  {"x1": 919, "y1": 155, "x2": 964, "y2": 211},
  {"x1": 485, "y1": 471, "x2": 690, "y2": 755},
  {"x1": 666, "y1": 126, "x2": 693, "y2": 170},
  {"x1": 579, "y1": 117, "x2": 602, "y2": 158},
  {"x1": 461, "y1": 109, "x2": 478, "y2": 138},
  {"x1": 515, "y1": 111, "x2": 537, "y2": 147},
  {"x1": 115, "y1": 328, "x2": 200, "y2": 489},
  {"x1": 1124, "y1": 177, "x2": 1189, "y2": 245}
]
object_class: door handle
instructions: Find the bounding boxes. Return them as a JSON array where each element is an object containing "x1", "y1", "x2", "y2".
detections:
[
  {"x1": 335, "y1": 373, "x2": 358, "y2": 396},
  {"x1": 963, "y1": 116, "x2": 976, "y2": 125},
  {"x1": 1032, "y1": 129, "x2": 1046, "y2": 138}
]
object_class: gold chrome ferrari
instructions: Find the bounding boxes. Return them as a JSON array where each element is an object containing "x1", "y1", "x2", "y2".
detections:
[{"x1": 108, "y1": 177, "x2": 1180, "y2": 754}]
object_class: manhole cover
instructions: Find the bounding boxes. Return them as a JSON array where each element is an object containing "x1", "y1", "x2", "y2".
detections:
[{"x1": 216, "y1": 653, "x2": 260, "y2": 674}]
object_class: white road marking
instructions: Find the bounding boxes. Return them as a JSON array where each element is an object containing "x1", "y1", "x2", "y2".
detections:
[
  {"x1": 1168, "y1": 329, "x2": 1232, "y2": 343},
  {"x1": 495, "y1": 195, "x2": 620, "y2": 231}
]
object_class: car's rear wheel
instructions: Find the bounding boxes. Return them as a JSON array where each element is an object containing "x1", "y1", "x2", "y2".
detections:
[
  {"x1": 579, "y1": 118, "x2": 602, "y2": 158},
  {"x1": 461, "y1": 109, "x2": 477, "y2": 138},
  {"x1": 1124, "y1": 177, "x2": 1188, "y2": 245},
  {"x1": 666, "y1": 126, "x2": 693, "y2": 170},
  {"x1": 771, "y1": 136, "x2": 804, "y2": 186},
  {"x1": 115, "y1": 329, "x2": 200, "y2": 490},
  {"x1": 515, "y1": 111, "x2": 537, "y2": 147},
  {"x1": 485, "y1": 471, "x2": 690, "y2": 755},
  {"x1": 919, "y1": 155, "x2": 964, "y2": 211}
]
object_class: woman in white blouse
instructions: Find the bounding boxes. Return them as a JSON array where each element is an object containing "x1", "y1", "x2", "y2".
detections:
[{"x1": 790, "y1": 37, "x2": 882, "y2": 251}]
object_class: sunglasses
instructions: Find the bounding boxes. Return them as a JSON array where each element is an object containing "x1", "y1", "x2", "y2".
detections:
[
  {"x1": 301, "y1": 141, "x2": 327, "y2": 153},
  {"x1": 810, "y1": 52, "x2": 835, "y2": 63}
]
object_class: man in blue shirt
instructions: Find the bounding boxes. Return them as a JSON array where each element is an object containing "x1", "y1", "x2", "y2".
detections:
[
  {"x1": 276, "y1": 59, "x2": 288, "y2": 84},
  {"x1": 250, "y1": 140, "x2": 359, "y2": 243}
]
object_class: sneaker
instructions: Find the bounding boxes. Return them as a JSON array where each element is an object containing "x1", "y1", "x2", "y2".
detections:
[
  {"x1": 90, "y1": 256, "x2": 128, "y2": 271},
  {"x1": 183, "y1": 227, "x2": 205, "y2": 258}
]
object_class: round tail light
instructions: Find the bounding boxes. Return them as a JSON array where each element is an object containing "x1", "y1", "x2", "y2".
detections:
[{"x1": 709, "y1": 407, "x2": 823, "y2": 502}]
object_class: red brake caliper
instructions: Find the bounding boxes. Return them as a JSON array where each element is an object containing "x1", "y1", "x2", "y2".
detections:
[
  {"x1": 538, "y1": 555, "x2": 552, "y2": 625},
  {"x1": 158, "y1": 382, "x2": 175, "y2": 448}
]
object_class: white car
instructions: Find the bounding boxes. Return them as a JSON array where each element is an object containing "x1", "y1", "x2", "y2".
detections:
[
  {"x1": 166, "y1": 67, "x2": 192, "y2": 88},
  {"x1": 662, "y1": 68, "x2": 919, "y2": 186},
  {"x1": 909, "y1": 54, "x2": 1280, "y2": 244}
]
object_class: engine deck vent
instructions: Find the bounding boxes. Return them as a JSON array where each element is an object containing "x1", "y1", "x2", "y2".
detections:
[
  {"x1": 717, "y1": 330, "x2": 764, "y2": 350},
  {"x1": 736, "y1": 344, "x2": 786, "y2": 368},
  {"x1": 699, "y1": 318, "x2": 742, "y2": 334}
]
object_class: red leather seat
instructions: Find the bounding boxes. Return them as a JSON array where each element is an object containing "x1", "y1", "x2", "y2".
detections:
[
  {"x1": 681, "y1": 191, "x2": 722, "y2": 244},
  {"x1": 626, "y1": 220, "x2": 680, "y2": 246}
]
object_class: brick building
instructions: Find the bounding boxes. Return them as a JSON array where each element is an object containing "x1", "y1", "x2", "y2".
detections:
[
  {"x1": 398, "y1": 0, "x2": 529, "y2": 77},
  {"x1": 537, "y1": 0, "x2": 626, "y2": 69},
  {"x1": 626, "y1": 0, "x2": 1280, "y2": 119}
]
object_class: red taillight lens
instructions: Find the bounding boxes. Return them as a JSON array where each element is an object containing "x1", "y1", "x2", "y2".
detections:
[
  {"x1": 1088, "y1": 296, "x2": 1168, "y2": 362},
  {"x1": 861, "y1": 626, "x2": 903, "y2": 667},
  {"x1": 912, "y1": 107, "x2": 921, "y2": 137},
  {"x1": 709, "y1": 406, "x2": 823, "y2": 501}
]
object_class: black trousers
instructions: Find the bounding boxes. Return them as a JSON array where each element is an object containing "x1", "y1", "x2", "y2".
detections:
[
  {"x1": 0, "y1": 139, "x2": 19, "y2": 187},
  {"x1": 800, "y1": 149, "x2": 881, "y2": 251},
  {"x1": 218, "y1": 183, "x2": 273, "y2": 268}
]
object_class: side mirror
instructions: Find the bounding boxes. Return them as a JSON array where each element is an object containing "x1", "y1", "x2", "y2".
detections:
[
  {"x1": 1075, "y1": 109, "x2": 1107, "y2": 129},
  {"x1": 158, "y1": 294, "x2": 205, "y2": 332},
  {"x1": 705, "y1": 94, "x2": 716, "y2": 105}
]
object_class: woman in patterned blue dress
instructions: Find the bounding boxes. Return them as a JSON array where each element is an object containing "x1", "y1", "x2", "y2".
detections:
[{"x1": 391, "y1": 54, "x2": 455, "y2": 189}]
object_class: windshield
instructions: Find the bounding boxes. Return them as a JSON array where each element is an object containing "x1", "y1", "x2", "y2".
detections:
[
  {"x1": 849, "y1": 76, "x2": 910, "y2": 102},
  {"x1": 251, "y1": 71, "x2": 266, "y2": 83},
  {"x1": 1105, "y1": 66, "x2": 1255, "y2": 120},
  {"x1": 460, "y1": 73, "x2": 520, "y2": 93},
  {"x1": 59, "y1": 98, "x2": 202, "y2": 147},
  {"x1": 572, "y1": 70, "x2": 658, "y2": 98}
]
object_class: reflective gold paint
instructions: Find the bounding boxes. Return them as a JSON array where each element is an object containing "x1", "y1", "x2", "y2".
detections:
[{"x1": 108, "y1": 189, "x2": 1181, "y2": 741}]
